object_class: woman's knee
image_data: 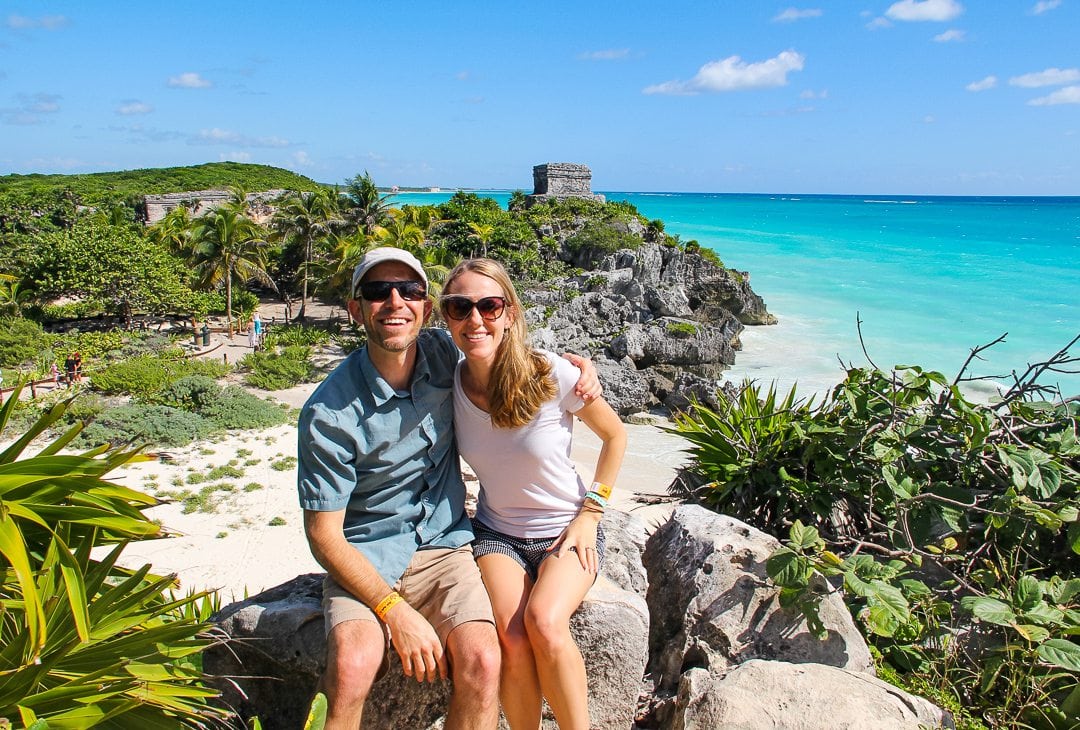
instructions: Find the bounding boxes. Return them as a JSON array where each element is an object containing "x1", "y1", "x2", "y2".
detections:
[{"x1": 523, "y1": 606, "x2": 573, "y2": 656}]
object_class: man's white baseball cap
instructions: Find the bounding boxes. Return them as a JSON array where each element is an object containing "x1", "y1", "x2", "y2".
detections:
[{"x1": 351, "y1": 247, "x2": 429, "y2": 297}]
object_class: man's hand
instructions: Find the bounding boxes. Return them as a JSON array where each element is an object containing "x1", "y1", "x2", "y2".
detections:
[
  {"x1": 384, "y1": 601, "x2": 448, "y2": 683},
  {"x1": 563, "y1": 353, "x2": 603, "y2": 401}
]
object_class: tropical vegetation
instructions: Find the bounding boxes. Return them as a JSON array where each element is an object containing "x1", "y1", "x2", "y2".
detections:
[
  {"x1": 0, "y1": 384, "x2": 226, "y2": 727},
  {"x1": 670, "y1": 336, "x2": 1080, "y2": 729}
]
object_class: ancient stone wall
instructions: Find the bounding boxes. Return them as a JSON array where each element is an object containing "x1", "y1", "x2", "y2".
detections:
[{"x1": 143, "y1": 189, "x2": 285, "y2": 225}]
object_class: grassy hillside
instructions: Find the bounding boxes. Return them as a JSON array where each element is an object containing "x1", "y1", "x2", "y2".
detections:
[{"x1": 0, "y1": 162, "x2": 323, "y2": 204}]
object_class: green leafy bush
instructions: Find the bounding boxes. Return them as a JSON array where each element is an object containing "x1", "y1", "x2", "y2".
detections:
[
  {"x1": 263, "y1": 322, "x2": 333, "y2": 349},
  {"x1": 202, "y1": 387, "x2": 290, "y2": 430},
  {"x1": 0, "y1": 317, "x2": 46, "y2": 368},
  {"x1": 666, "y1": 321, "x2": 698, "y2": 338},
  {"x1": 670, "y1": 345, "x2": 1080, "y2": 727},
  {"x1": 76, "y1": 403, "x2": 215, "y2": 448},
  {"x1": 564, "y1": 221, "x2": 641, "y2": 257},
  {"x1": 91, "y1": 353, "x2": 229, "y2": 398},
  {"x1": 0, "y1": 384, "x2": 225, "y2": 726},
  {"x1": 241, "y1": 345, "x2": 316, "y2": 390}
]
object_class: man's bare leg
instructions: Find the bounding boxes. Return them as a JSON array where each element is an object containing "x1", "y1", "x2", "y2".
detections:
[
  {"x1": 443, "y1": 620, "x2": 501, "y2": 730},
  {"x1": 321, "y1": 619, "x2": 387, "y2": 729}
]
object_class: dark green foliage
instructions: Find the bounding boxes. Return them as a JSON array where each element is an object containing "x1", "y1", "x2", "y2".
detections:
[
  {"x1": 671, "y1": 346, "x2": 1080, "y2": 726},
  {"x1": 0, "y1": 162, "x2": 321, "y2": 206},
  {"x1": 26, "y1": 219, "x2": 196, "y2": 322},
  {"x1": 91, "y1": 353, "x2": 229, "y2": 398},
  {"x1": 76, "y1": 403, "x2": 215, "y2": 448},
  {"x1": 565, "y1": 220, "x2": 641, "y2": 256},
  {"x1": 0, "y1": 317, "x2": 46, "y2": 368},
  {"x1": 241, "y1": 345, "x2": 316, "y2": 390},
  {"x1": 156, "y1": 376, "x2": 289, "y2": 430},
  {"x1": 263, "y1": 323, "x2": 333, "y2": 349}
]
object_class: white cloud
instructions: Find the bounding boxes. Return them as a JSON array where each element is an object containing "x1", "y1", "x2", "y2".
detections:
[
  {"x1": 1032, "y1": 0, "x2": 1062, "y2": 14},
  {"x1": 886, "y1": 0, "x2": 963, "y2": 22},
  {"x1": 923, "y1": 114, "x2": 936, "y2": 123},
  {"x1": 773, "y1": 8, "x2": 822, "y2": 22},
  {"x1": 192, "y1": 128, "x2": 289, "y2": 147},
  {"x1": 1028, "y1": 85, "x2": 1080, "y2": 105},
  {"x1": 1009, "y1": 67, "x2": 1080, "y2": 88},
  {"x1": 116, "y1": 100, "x2": 153, "y2": 115},
  {"x1": 800, "y1": 88, "x2": 828, "y2": 99},
  {"x1": 5, "y1": 14, "x2": 69, "y2": 30},
  {"x1": 933, "y1": 29, "x2": 965, "y2": 42},
  {"x1": 866, "y1": 16, "x2": 892, "y2": 29},
  {"x1": 643, "y1": 50, "x2": 805, "y2": 95},
  {"x1": 579, "y1": 49, "x2": 630, "y2": 61},
  {"x1": 220, "y1": 152, "x2": 252, "y2": 162},
  {"x1": 292, "y1": 151, "x2": 313, "y2": 167},
  {"x1": 455, "y1": 70, "x2": 470, "y2": 81},
  {"x1": 19, "y1": 92, "x2": 61, "y2": 113},
  {"x1": 168, "y1": 72, "x2": 212, "y2": 89},
  {"x1": 965, "y1": 75, "x2": 997, "y2": 91}
]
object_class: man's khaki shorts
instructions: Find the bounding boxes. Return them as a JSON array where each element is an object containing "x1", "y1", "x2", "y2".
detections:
[{"x1": 323, "y1": 544, "x2": 494, "y2": 646}]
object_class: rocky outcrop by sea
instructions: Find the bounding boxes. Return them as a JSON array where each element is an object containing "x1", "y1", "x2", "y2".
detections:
[
  {"x1": 205, "y1": 506, "x2": 952, "y2": 729},
  {"x1": 524, "y1": 232, "x2": 776, "y2": 417}
]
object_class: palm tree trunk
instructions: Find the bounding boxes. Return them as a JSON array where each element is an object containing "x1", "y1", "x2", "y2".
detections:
[
  {"x1": 297, "y1": 239, "x2": 311, "y2": 321},
  {"x1": 225, "y1": 257, "x2": 234, "y2": 338}
]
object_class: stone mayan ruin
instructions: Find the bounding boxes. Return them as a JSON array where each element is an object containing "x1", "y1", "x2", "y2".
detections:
[
  {"x1": 143, "y1": 189, "x2": 285, "y2": 225},
  {"x1": 525, "y1": 163, "x2": 605, "y2": 206}
]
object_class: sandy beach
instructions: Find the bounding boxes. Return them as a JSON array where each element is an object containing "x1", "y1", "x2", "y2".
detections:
[{"x1": 108, "y1": 377, "x2": 690, "y2": 603}]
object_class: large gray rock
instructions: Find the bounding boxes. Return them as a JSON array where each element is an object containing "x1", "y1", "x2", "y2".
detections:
[
  {"x1": 644, "y1": 505, "x2": 873, "y2": 693},
  {"x1": 205, "y1": 512, "x2": 651, "y2": 730},
  {"x1": 670, "y1": 660, "x2": 955, "y2": 730}
]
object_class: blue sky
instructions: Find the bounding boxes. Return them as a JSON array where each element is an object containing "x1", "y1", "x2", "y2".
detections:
[{"x1": 1, "y1": 1, "x2": 1077, "y2": 195}]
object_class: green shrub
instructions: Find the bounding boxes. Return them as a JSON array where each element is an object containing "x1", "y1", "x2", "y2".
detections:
[
  {"x1": 666, "y1": 321, "x2": 698, "y2": 338},
  {"x1": 671, "y1": 351, "x2": 1080, "y2": 726},
  {"x1": 92, "y1": 353, "x2": 229, "y2": 398},
  {"x1": 76, "y1": 403, "x2": 215, "y2": 448},
  {"x1": 202, "y1": 387, "x2": 290, "y2": 430},
  {"x1": 263, "y1": 323, "x2": 332, "y2": 349},
  {"x1": 241, "y1": 345, "x2": 316, "y2": 390},
  {"x1": 271, "y1": 455, "x2": 297, "y2": 471},
  {"x1": 35, "y1": 299, "x2": 105, "y2": 321},
  {"x1": 0, "y1": 317, "x2": 46, "y2": 368},
  {"x1": 565, "y1": 221, "x2": 641, "y2": 257}
]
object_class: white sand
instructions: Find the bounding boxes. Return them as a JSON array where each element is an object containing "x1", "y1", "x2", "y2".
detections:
[{"x1": 110, "y1": 382, "x2": 689, "y2": 602}]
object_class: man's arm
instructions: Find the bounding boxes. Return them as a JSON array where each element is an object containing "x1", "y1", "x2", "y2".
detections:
[
  {"x1": 304, "y1": 510, "x2": 449, "y2": 683},
  {"x1": 562, "y1": 353, "x2": 603, "y2": 402}
]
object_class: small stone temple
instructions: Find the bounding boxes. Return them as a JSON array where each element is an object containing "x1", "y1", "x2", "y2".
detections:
[{"x1": 525, "y1": 163, "x2": 605, "y2": 206}]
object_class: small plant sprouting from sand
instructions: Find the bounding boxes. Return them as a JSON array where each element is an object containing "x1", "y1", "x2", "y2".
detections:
[
  {"x1": 270, "y1": 456, "x2": 297, "y2": 471},
  {"x1": 198, "y1": 447, "x2": 216, "y2": 456},
  {"x1": 268, "y1": 516, "x2": 287, "y2": 526},
  {"x1": 216, "y1": 532, "x2": 228, "y2": 539},
  {"x1": 237, "y1": 448, "x2": 253, "y2": 458},
  {"x1": 243, "y1": 482, "x2": 262, "y2": 492}
]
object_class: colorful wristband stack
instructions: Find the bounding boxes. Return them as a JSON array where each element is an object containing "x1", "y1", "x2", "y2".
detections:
[
  {"x1": 584, "y1": 481, "x2": 613, "y2": 511},
  {"x1": 374, "y1": 591, "x2": 403, "y2": 621}
]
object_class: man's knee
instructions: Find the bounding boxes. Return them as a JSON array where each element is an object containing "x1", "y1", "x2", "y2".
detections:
[
  {"x1": 447, "y1": 621, "x2": 501, "y2": 688},
  {"x1": 324, "y1": 621, "x2": 386, "y2": 705}
]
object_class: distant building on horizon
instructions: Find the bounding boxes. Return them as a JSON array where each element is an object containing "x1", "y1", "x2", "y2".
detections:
[{"x1": 525, "y1": 163, "x2": 605, "y2": 206}]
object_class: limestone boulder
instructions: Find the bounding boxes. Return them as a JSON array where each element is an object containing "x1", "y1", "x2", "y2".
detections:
[
  {"x1": 205, "y1": 512, "x2": 651, "y2": 730},
  {"x1": 670, "y1": 660, "x2": 954, "y2": 730},
  {"x1": 643, "y1": 505, "x2": 873, "y2": 692}
]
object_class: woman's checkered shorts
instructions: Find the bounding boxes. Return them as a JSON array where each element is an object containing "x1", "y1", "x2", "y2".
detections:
[{"x1": 471, "y1": 518, "x2": 606, "y2": 581}]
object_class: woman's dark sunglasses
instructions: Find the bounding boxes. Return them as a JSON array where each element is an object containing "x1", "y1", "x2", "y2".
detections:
[
  {"x1": 440, "y1": 295, "x2": 508, "y2": 321},
  {"x1": 357, "y1": 280, "x2": 428, "y2": 302}
]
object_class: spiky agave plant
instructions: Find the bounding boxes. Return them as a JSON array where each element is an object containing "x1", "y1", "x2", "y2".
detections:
[{"x1": 0, "y1": 381, "x2": 226, "y2": 728}]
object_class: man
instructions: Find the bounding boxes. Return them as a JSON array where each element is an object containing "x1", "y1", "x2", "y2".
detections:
[{"x1": 297, "y1": 247, "x2": 599, "y2": 728}]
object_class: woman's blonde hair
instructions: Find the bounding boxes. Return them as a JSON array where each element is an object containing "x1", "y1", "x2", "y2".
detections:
[{"x1": 442, "y1": 258, "x2": 555, "y2": 428}]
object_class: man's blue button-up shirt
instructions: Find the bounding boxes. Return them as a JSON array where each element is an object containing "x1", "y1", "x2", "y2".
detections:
[{"x1": 297, "y1": 329, "x2": 471, "y2": 585}]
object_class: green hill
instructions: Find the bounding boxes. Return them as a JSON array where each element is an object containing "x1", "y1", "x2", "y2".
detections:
[{"x1": 0, "y1": 162, "x2": 323, "y2": 205}]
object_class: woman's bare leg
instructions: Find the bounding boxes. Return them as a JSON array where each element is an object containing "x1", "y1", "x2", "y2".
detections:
[{"x1": 476, "y1": 554, "x2": 542, "y2": 729}]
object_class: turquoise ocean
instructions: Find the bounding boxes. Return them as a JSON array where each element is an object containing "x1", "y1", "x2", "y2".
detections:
[{"x1": 397, "y1": 191, "x2": 1080, "y2": 400}]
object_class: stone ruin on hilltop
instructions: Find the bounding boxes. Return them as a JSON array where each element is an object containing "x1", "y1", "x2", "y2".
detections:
[{"x1": 525, "y1": 162, "x2": 605, "y2": 206}]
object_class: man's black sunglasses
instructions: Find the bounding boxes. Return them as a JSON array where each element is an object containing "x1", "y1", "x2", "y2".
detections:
[
  {"x1": 440, "y1": 295, "x2": 508, "y2": 321},
  {"x1": 357, "y1": 280, "x2": 428, "y2": 302}
]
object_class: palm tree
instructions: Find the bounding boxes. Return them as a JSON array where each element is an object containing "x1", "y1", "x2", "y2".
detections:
[
  {"x1": 468, "y1": 222, "x2": 495, "y2": 258},
  {"x1": 271, "y1": 188, "x2": 342, "y2": 320},
  {"x1": 0, "y1": 273, "x2": 30, "y2": 317},
  {"x1": 188, "y1": 202, "x2": 272, "y2": 336},
  {"x1": 147, "y1": 206, "x2": 193, "y2": 255},
  {"x1": 342, "y1": 171, "x2": 394, "y2": 235}
]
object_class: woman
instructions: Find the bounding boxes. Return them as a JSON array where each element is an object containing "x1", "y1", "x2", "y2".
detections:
[{"x1": 441, "y1": 258, "x2": 626, "y2": 730}]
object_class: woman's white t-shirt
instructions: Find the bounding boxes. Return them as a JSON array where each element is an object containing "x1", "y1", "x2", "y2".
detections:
[{"x1": 453, "y1": 350, "x2": 586, "y2": 538}]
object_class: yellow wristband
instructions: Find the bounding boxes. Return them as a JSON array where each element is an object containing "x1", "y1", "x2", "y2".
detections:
[
  {"x1": 590, "y1": 481, "x2": 613, "y2": 500},
  {"x1": 374, "y1": 591, "x2": 403, "y2": 621}
]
